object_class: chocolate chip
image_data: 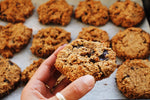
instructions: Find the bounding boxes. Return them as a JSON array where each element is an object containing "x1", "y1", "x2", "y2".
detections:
[
  {"x1": 103, "y1": 16, "x2": 108, "y2": 19},
  {"x1": 134, "y1": 3, "x2": 137, "y2": 8},
  {"x1": 4, "y1": 78, "x2": 10, "y2": 83},
  {"x1": 87, "y1": 50, "x2": 95, "y2": 57},
  {"x1": 122, "y1": 74, "x2": 130, "y2": 81},
  {"x1": 8, "y1": 60, "x2": 14, "y2": 65},
  {"x1": 99, "y1": 50, "x2": 108, "y2": 61},
  {"x1": 38, "y1": 48, "x2": 42, "y2": 54},
  {"x1": 131, "y1": 67, "x2": 134, "y2": 70},
  {"x1": 84, "y1": 12, "x2": 88, "y2": 15},
  {"x1": 2, "y1": 14, "x2": 6, "y2": 16},
  {"x1": 115, "y1": 6, "x2": 118, "y2": 9},
  {"x1": 115, "y1": 12, "x2": 120, "y2": 15},
  {"x1": 90, "y1": 59, "x2": 96, "y2": 63},
  {"x1": 72, "y1": 44, "x2": 84, "y2": 49}
]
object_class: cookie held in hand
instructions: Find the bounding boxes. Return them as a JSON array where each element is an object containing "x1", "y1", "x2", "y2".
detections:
[{"x1": 55, "y1": 39, "x2": 117, "y2": 81}]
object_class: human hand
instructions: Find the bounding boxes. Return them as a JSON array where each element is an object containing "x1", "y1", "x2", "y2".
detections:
[{"x1": 21, "y1": 45, "x2": 95, "y2": 100}]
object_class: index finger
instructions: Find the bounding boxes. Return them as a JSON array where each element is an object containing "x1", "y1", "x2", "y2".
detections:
[{"x1": 32, "y1": 45, "x2": 66, "y2": 83}]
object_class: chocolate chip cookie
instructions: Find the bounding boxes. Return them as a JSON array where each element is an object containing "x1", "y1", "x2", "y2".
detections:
[
  {"x1": 111, "y1": 27, "x2": 150, "y2": 59},
  {"x1": 109, "y1": 0, "x2": 145, "y2": 27},
  {"x1": 21, "y1": 59, "x2": 44, "y2": 83},
  {"x1": 37, "y1": 0, "x2": 73, "y2": 26},
  {"x1": 77, "y1": 26, "x2": 110, "y2": 47},
  {"x1": 0, "y1": 57, "x2": 21, "y2": 98},
  {"x1": 116, "y1": 59, "x2": 150, "y2": 99},
  {"x1": 0, "y1": 23, "x2": 32, "y2": 58},
  {"x1": 75, "y1": 0, "x2": 109, "y2": 26},
  {"x1": 55, "y1": 39, "x2": 117, "y2": 81},
  {"x1": 0, "y1": 0, "x2": 34, "y2": 23},
  {"x1": 30, "y1": 27, "x2": 71, "y2": 58}
]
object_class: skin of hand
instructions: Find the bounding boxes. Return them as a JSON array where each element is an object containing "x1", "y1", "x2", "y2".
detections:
[{"x1": 21, "y1": 45, "x2": 95, "y2": 100}]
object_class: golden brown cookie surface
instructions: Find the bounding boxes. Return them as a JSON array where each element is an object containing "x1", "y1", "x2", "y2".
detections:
[
  {"x1": 116, "y1": 59, "x2": 150, "y2": 99},
  {"x1": 109, "y1": 0, "x2": 145, "y2": 27},
  {"x1": 55, "y1": 39, "x2": 117, "y2": 81},
  {"x1": 0, "y1": 23, "x2": 32, "y2": 58},
  {"x1": 21, "y1": 59, "x2": 44, "y2": 83},
  {"x1": 77, "y1": 26, "x2": 110, "y2": 47},
  {"x1": 0, "y1": 0, "x2": 34, "y2": 23},
  {"x1": 75, "y1": 0, "x2": 109, "y2": 26},
  {"x1": 37, "y1": 0, "x2": 73, "y2": 26},
  {"x1": 111, "y1": 27, "x2": 150, "y2": 59},
  {"x1": 0, "y1": 57, "x2": 21, "y2": 98},
  {"x1": 30, "y1": 27, "x2": 71, "y2": 58}
]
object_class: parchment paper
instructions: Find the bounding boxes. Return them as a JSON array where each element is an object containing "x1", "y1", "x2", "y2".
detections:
[{"x1": 0, "y1": 0, "x2": 150, "y2": 99}]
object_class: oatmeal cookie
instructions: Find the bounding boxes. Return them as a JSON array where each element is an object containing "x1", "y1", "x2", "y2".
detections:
[
  {"x1": 0, "y1": 23, "x2": 32, "y2": 58},
  {"x1": 37, "y1": 0, "x2": 73, "y2": 26},
  {"x1": 111, "y1": 27, "x2": 150, "y2": 59},
  {"x1": 77, "y1": 26, "x2": 110, "y2": 47},
  {"x1": 21, "y1": 59, "x2": 44, "y2": 83},
  {"x1": 30, "y1": 27, "x2": 71, "y2": 58},
  {"x1": 0, "y1": 0, "x2": 34, "y2": 23},
  {"x1": 55, "y1": 39, "x2": 117, "y2": 81},
  {"x1": 109, "y1": 0, "x2": 145, "y2": 27},
  {"x1": 116, "y1": 59, "x2": 150, "y2": 99},
  {"x1": 0, "y1": 57, "x2": 21, "y2": 98},
  {"x1": 75, "y1": 0, "x2": 109, "y2": 26}
]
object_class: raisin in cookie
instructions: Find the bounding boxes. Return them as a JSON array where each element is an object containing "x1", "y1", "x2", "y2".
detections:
[
  {"x1": 111, "y1": 27, "x2": 150, "y2": 60},
  {"x1": 55, "y1": 39, "x2": 117, "y2": 81},
  {"x1": 21, "y1": 59, "x2": 44, "y2": 83},
  {"x1": 109, "y1": 0, "x2": 145, "y2": 27},
  {"x1": 0, "y1": 0, "x2": 34, "y2": 23},
  {"x1": 37, "y1": 0, "x2": 73, "y2": 26},
  {"x1": 77, "y1": 26, "x2": 110, "y2": 47},
  {"x1": 0, "y1": 57, "x2": 21, "y2": 98},
  {"x1": 30, "y1": 27, "x2": 71, "y2": 58},
  {"x1": 75, "y1": 0, "x2": 109, "y2": 26},
  {"x1": 0, "y1": 23, "x2": 32, "y2": 58},
  {"x1": 116, "y1": 59, "x2": 150, "y2": 99}
]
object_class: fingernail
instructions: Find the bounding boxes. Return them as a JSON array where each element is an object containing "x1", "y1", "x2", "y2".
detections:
[{"x1": 82, "y1": 75, "x2": 95, "y2": 89}]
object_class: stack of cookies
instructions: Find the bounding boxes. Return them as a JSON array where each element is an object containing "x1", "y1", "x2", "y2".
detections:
[{"x1": 0, "y1": 0, "x2": 149, "y2": 99}]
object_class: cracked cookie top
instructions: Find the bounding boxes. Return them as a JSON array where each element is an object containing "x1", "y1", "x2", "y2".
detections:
[
  {"x1": 116, "y1": 59, "x2": 150, "y2": 99},
  {"x1": 111, "y1": 27, "x2": 150, "y2": 60},
  {"x1": 0, "y1": 57, "x2": 21, "y2": 98},
  {"x1": 37, "y1": 0, "x2": 73, "y2": 26},
  {"x1": 30, "y1": 27, "x2": 71, "y2": 58},
  {"x1": 0, "y1": 0, "x2": 34, "y2": 23},
  {"x1": 75, "y1": 0, "x2": 109, "y2": 26},
  {"x1": 0, "y1": 23, "x2": 32, "y2": 58},
  {"x1": 55, "y1": 39, "x2": 117, "y2": 81},
  {"x1": 109, "y1": 0, "x2": 145, "y2": 27}
]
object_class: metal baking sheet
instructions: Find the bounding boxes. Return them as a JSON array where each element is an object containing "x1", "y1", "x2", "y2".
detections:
[{"x1": 0, "y1": 0, "x2": 150, "y2": 99}]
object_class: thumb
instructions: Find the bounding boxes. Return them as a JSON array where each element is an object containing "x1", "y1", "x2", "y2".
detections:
[{"x1": 53, "y1": 75, "x2": 95, "y2": 100}]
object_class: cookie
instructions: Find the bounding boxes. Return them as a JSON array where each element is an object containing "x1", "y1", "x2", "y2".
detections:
[
  {"x1": 21, "y1": 59, "x2": 44, "y2": 83},
  {"x1": 0, "y1": 57, "x2": 21, "y2": 98},
  {"x1": 55, "y1": 39, "x2": 117, "y2": 81},
  {"x1": 109, "y1": 0, "x2": 145, "y2": 27},
  {"x1": 111, "y1": 27, "x2": 150, "y2": 59},
  {"x1": 116, "y1": 59, "x2": 150, "y2": 99},
  {"x1": 0, "y1": 23, "x2": 32, "y2": 58},
  {"x1": 30, "y1": 27, "x2": 71, "y2": 58},
  {"x1": 75, "y1": 0, "x2": 109, "y2": 26},
  {"x1": 37, "y1": 0, "x2": 73, "y2": 26},
  {"x1": 0, "y1": 0, "x2": 34, "y2": 23},
  {"x1": 77, "y1": 26, "x2": 110, "y2": 47}
]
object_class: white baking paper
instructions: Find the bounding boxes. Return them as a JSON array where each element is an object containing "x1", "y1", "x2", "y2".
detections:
[{"x1": 0, "y1": 0, "x2": 150, "y2": 99}]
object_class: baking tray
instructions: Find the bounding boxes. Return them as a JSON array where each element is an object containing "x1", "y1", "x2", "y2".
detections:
[{"x1": 0, "y1": 0, "x2": 150, "y2": 99}]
